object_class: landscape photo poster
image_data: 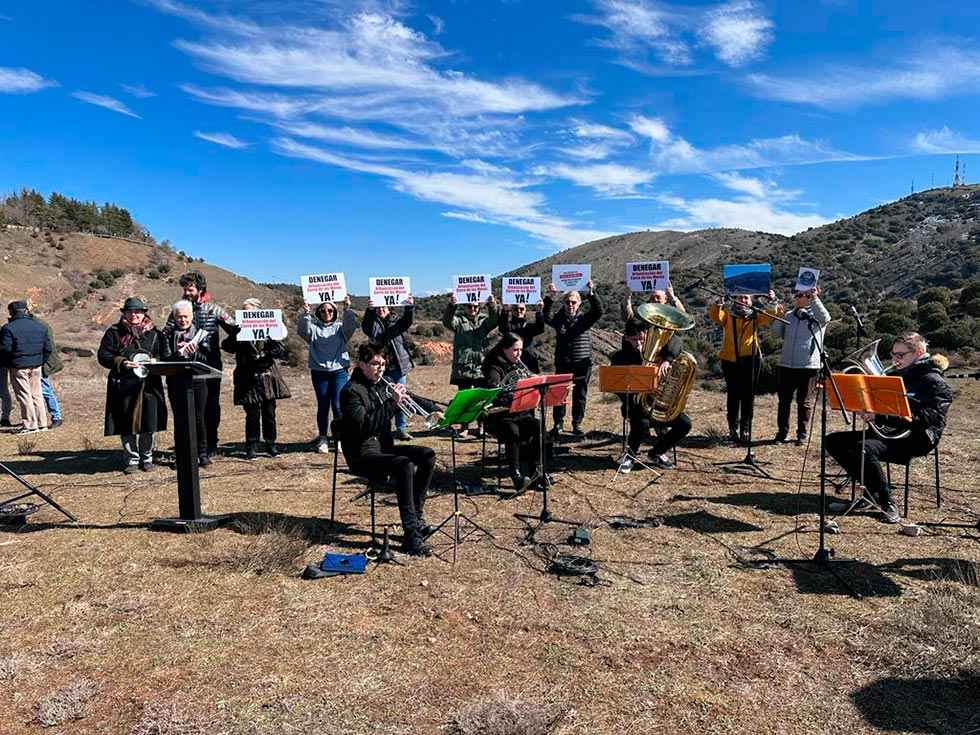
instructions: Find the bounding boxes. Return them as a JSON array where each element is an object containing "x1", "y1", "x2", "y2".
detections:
[
  {"x1": 453, "y1": 274, "x2": 492, "y2": 303},
  {"x1": 300, "y1": 273, "x2": 347, "y2": 304},
  {"x1": 552, "y1": 264, "x2": 591, "y2": 292},
  {"x1": 795, "y1": 267, "x2": 820, "y2": 292},
  {"x1": 235, "y1": 309, "x2": 288, "y2": 341},
  {"x1": 626, "y1": 261, "x2": 669, "y2": 292},
  {"x1": 723, "y1": 263, "x2": 771, "y2": 295},
  {"x1": 368, "y1": 276, "x2": 412, "y2": 306},
  {"x1": 502, "y1": 277, "x2": 541, "y2": 305}
]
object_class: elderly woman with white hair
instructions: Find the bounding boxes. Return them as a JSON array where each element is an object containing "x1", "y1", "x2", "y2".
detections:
[
  {"x1": 161, "y1": 298, "x2": 211, "y2": 465},
  {"x1": 221, "y1": 298, "x2": 291, "y2": 459}
]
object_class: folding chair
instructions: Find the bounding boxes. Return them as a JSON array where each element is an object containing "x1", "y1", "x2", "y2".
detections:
[
  {"x1": 886, "y1": 444, "x2": 942, "y2": 518},
  {"x1": 329, "y1": 419, "x2": 390, "y2": 546}
]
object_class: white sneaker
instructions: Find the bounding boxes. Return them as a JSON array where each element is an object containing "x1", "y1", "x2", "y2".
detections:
[
  {"x1": 316, "y1": 437, "x2": 331, "y2": 454},
  {"x1": 618, "y1": 455, "x2": 634, "y2": 474}
]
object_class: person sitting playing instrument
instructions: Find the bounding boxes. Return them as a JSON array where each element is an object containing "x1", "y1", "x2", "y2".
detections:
[
  {"x1": 501, "y1": 301, "x2": 545, "y2": 373},
  {"x1": 481, "y1": 333, "x2": 542, "y2": 494},
  {"x1": 609, "y1": 320, "x2": 692, "y2": 472},
  {"x1": 544, "y1": 281, "x2": 603, "y2": 437},
  {"x1": 622, "y1": 281, "x2": 687, "y2": 322},
  {"x1": 339, "y1": 342, "x2": 437, "y2": 557},
  {"x1": 826, "y1": 333, "x2": 952, "y2": 524},
  {"x1": 708, "y1": 290, "x2": 783, "y2": 445}
]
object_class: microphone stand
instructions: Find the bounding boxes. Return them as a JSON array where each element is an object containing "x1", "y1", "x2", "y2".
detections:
[{"x1": 696, "y1": 284, "x2": 789, "y2": 479}]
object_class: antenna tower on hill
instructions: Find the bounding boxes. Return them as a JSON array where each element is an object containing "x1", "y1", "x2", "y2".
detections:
[{"x1": 953, "y1": 155, "x2": 962, "y2": 187}]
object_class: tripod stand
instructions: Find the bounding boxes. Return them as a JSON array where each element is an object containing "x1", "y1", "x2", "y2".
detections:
[
  {"x1": 513, "y1": 375, "x2": 579, "y2": 544},
  {"x1": 598, "y1": 365, "x2": 661, "y2": 484},
  {"x1": 0, "y1": 460, "x2": 77, "y2": 525}
]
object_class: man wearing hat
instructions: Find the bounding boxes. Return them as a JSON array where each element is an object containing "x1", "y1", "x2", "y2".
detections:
[
  {"x1": 97, "y1": 297, "x2": 167, "y2": 473},
  {"x1": 0, "y1": 300, "x2": 52, "y2": 433}
]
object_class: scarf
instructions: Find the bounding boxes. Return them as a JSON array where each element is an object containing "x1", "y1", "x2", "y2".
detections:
[{"x1": 118, "y1": 316, "x2": 154, "y2": 348}]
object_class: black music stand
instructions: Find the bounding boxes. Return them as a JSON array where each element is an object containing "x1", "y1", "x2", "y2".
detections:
[
  {"x1": 513, "y1": 374, "x2": 579, "y2": 544},
  {"x1": 598, "y1": 365, "x2": 660, "y2": 483},
  {"x1": 0, "y1": 461, "x2": 77, "y2": 525},
  {"x1": 146, "y1": 360, "x2": 227, "y2": 533}
]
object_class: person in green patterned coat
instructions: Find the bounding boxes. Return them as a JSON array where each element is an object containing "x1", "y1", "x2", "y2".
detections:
[{"x1": 442, "y1": 292, "x2": 500, "y2": 438}]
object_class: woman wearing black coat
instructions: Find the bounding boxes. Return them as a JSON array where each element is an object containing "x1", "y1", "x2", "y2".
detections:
[
  {"x1": 97, "y1": 297, "x2": 167, "y2": 473},
  {"x1": 501, "y1": 302, "x2": 545, "y2": 373},
  {"x1": 221, "y1": 301, "x2": 291, "y2": 459}
]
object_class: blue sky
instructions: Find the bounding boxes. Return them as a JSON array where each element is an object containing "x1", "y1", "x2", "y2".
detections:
[{"x1": 2, "y1": 0, "x2": 980, "y2": 294}]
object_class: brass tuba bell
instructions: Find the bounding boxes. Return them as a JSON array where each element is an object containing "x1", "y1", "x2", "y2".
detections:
[
  {"x1": 634, "y1": 303, "x2": 698, "y2": 422},
  {"x1": 840, "y1": 339, "x2": 911, "y2": 440}
]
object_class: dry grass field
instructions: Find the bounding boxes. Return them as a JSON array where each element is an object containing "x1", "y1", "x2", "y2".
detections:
[{"x1": 1, "y1": 362, "x2": 978, "y2": 735}]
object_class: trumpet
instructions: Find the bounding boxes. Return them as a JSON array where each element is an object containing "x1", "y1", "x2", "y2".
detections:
[{"x1": 379, "y1": 375, "x2": 446, "y2": 430}]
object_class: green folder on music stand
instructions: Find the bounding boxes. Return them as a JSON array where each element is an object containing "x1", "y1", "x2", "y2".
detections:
[{"x1": 436, "y1": 387, "x2": 500, "y2": 429}]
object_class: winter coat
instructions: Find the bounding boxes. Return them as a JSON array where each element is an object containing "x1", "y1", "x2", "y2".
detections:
[
  {"x1": 339, "y1": 367, "x2": 397, "y2": 466},
  {"x1": 772, "y1": 298, "x2": 831, "y2": 369},
  {"x1": 879, "y1": 355, "x2": 952, "y2": 446},
  {"x1": 481, "y1": 350, "x2": 535, "y2": 420},
  {"x1": 37, "y1": 320, "x2": 63, "y2": 377},
  {"x1": 164, "y1": 297, "x2": 235, "y2": 370},
  {"x1": 708, "y1": 302, "x2": 778, "y2": 362},
  {"x1": 362, "y1": 306, "x2": 414, "y2": 376},
  {"x1": 160, "y1": 323, "x2": 209, "y2": 366},
  {"x1": 443, "y1": 301, "x2": 501, "y2": 384},
  {"x1": 221, "y1": 331, "x2": 291, "y2": 406},
  {"x1": 97, "y1": 322, "x2": 167, "y2": 436},
  {"x1": 544, "y1": 292, "x2": 603, "y2": 365},
  {"x1": 297, "y1": 308, "x2": 358, "y2": 372},
  {"x1": 501, "y1": 310, "x2": 545, "y2": 373},
  {"x1": 0, "y1": 314, "x2": 52, "y2": 369}
]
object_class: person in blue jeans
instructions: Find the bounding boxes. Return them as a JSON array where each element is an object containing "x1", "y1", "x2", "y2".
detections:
[
  {"x1": 35, "y1": 313, "x2": 63, "y2": 427},
  {"x1": 298, "y1": 295, "x2": 358, "y2": 453}
]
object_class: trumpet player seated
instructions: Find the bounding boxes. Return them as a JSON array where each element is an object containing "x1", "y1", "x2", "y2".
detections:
[
  {"x1": 825, "y1": 333, "x2": 952, "y2": 524},
  {"x1": 339, "y1": 342, "x2": 437, "y2": 557},
  {"x1": 609, "y1": 320, "x2": 691, "y2": 472},
  {"x1": 481, "y1": 334, "x2": 542, "y2": 494}
]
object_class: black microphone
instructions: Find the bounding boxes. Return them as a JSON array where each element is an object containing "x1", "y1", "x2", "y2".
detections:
[{"x1": 847, "y1": 304, "x2": 865, "y2": 330}]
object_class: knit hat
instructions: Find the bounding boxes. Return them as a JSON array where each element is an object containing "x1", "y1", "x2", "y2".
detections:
[{"x1": 7, "y1": 300, "x2": 28, "y2": 314}]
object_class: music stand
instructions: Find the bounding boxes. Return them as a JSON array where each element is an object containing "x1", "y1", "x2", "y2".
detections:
[
  {"x1": 513, "y1": 373, "x2": 578, "y2": 544},
  {"x1": 598, "y1": 365, "x2": 660, "y2": 482},
  {"x1": 0, "y1": 461, "x2": 77, "y2": 525},
  {"x1": 146, "y1": 360, "x2": 227, "y2": 533},
  {"x1": 430, "y1": 388, "x2": 499, "y2": 562}
]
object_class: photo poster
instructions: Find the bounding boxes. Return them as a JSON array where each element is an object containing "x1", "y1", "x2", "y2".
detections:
[
  {"x1": 626, "y1": 261, "x2": 669, "y2": 292},
  {"x1": 368, "y1": 276, "x2": 412, "y2": 307},
  {"x1": 235, "y1": 309, "x2": 287, "y2": 341},
  {"x1": 300, "y1": 273, "x2": 347, "y2": 304},
  {"x1": 795, "y1": 267, "x2": 820, "y2": 293},
  {"x1": 453, "y1": 274, "x2": 492, "y2": 304},
  {"x1": 552, "y1": 264, "x2": 591, "y2": 292},
  {"x1": 502, "y1": 276, "x2": 542, "y2": 305},
  {"x1": 723, "y1": 263, "x2": 771, "y2": 296}
]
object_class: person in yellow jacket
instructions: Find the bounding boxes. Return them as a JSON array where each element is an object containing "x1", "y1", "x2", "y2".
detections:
[{"x1": 708, "y1": 290, "x2": 784, "y2": 445}]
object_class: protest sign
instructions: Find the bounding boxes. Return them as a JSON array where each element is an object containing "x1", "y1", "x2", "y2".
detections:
[
  {"x1": 369, "y1": 276, "x2": 411, "y2": 306},
  {"x1": 502, "y1": 277, "x2": 541, "y2": 305},
  {"x1": 723, "y1": 263, "x2": 771, "y2": 295},
  {"x1": 552, "y1": 264, "x2": 591, "y2": 292},
  {"x1": 236, "y1": 309, "x2": 287, "y2": 341},
  {"x1": 795, "y1": 267, "x2": 820, "y2": 292},
  {"x1": 626, "y1": 261, "x2": 669, "y2": 292},
  {"x1": 453, "y1": 274, "x2": 491, "y2": 303},
  {"x1": 300, "y1": 273, "x2": 347, "y2": 304}
]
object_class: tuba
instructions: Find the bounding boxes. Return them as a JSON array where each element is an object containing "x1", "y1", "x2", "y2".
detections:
[
  {"x1": 635, "y1": 303, "x2": 698, "y2": 422},
  {"x1": 840, "y1": 339, "x2": 911, "y2": 440}
]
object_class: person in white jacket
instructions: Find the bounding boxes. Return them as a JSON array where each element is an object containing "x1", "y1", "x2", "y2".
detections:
[
  {"x1": 771, "y1": 287, "x2": 831, "y2": 444},
  {"x1": 297, "y1": 296, "x2": 358, "y2": 452}
]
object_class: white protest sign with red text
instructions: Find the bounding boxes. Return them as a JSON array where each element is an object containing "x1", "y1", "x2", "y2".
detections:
[
  {"x1": 502, "y1": 277, "x2": 541, "y2": 305},
  {"x1": 300, "y1": 273, "x2": 347, "y2": 304},
  {"x1": 369, "y1": 276, "x2": 412, "y2": 307},
  {"x1": 453, "y1": 274, "x2": 491, "y2": 303},
  {"x1": 551, "y1": 264, "x2": 591, "y2": 292},
  {"x1": 235, "y1": 309, "x2": 287, "y2": 341}
]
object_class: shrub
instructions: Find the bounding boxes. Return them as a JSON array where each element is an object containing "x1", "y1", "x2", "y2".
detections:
[
  {"x1": 917, "y1": 302, "x2": 949, "y2": 333},
  {"x1": 918, "y1": 286, "x2": 953, "y2": 307}
]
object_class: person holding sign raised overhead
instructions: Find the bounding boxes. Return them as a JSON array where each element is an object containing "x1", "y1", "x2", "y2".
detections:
[
  {"x1": 442, "y1": 289, "x2": 500, "y2": 439},
  {"x1": 339, "y1": 342, "x2": 437, "y2": 557},
  {"x1": 222, "y1": 299, "x2": 292, "y2": 460},
  {"x1": 544, "y1": 280, "x2": 603, "y2": 437},
  {"x1": 501, "y1": 300, "x2": 545, "y2": 373},
  {"x1": 298, "y1": 295, "x2": 358, "y2": 453},
  {"x1": 362, "y1": 291, "x2": 415, "y2": 441},
  {"x1": 622, "y1": 281, "x2": 687, "y2": 322},
  {"x1": 771, "y1": 284, "x2": 830, "y2": 444},
  {"x1": 708, "y1": 287, "x2": 783, "y2": 446}
]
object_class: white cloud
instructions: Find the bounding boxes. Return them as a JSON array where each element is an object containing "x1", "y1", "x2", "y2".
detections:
[
  {"x1": 427, "y1": 14, "x2": 444, "y2": 35},
  {"x1": 559, "y1": 119, "x2": 636, "y2": 160},
  {"x1": 120, "y1": 83, "x2": 157, "y2": 98},
  {"x1": 535, "y1": 162, "x2": 656, "y2": 195},
  {"x1": 273, "y1": 120, "x2": 443, "y2": 152},
  {"x1": 0, "y1": 66, "x2": 57, "y2": 93},
  {"x1": 656, "y1": 193, "x2": 832, "y2": 235},
  {"x1": 570, "y1": 119, "x2": 635, "y2": 143},
  {"x1": 629, "y1": 116, "x2": 870, "y2": 173},
  {"x1": 557, "y1": 142, "x2": 621, "y2": 160},
  {"x1": 701, "y1": 1, "x2": 773, "y2": 67},
  {"x1": 193, "y1": 130, "x2": 250, "y2": 148},
  {"x1": 911, "y1": 126, "x2": 980, "y2": 155},
  {"x1": 272, "y1": 137, "x2": 613, "y2": 248},
  {"x1": 745, "y1": 47, "x2": 980, "y2": 108},
  {"x1": 72, "y1": 92, "x2": 141, "y2": 118},
  {"x1": 576, "y1": 0, "x2": 773, "y2": 70}
]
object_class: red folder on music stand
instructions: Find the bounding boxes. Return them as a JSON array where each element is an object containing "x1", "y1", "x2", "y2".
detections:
[
  {"x1": 542, "y1": 373, "x2": 574, "y2": 408},
  {"x1": 507, "y1": 376, "x2": 546, "y2": 413},
  {"x1": 826, "y1": 373, "x2": 912, "y2": 420}
]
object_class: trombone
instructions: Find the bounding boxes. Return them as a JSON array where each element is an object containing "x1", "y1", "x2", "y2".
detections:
[{"x1": 380, "y1": 375, "x2": 446, "y2": 430}]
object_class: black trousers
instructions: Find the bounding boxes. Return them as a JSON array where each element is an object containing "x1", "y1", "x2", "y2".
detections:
[
  {"x1": 826, "y1": 430, "x2": 933, "y2": 503},
  {"x1": 553, "y1": 358, "x2": 592, "y2": 427},
  {"x1": 351, "y1": 445, "x2": 436, "y2": 536},
  {"x1": 167, "y1": 380, "x2": 207, "y2": 457},
  {"x1": 777, "y1": 367, "x2": 818, "y2": 438},
  {"x1": 487, "y1": 412, "x2": 540, "y2": 474},
  {"x1": 721, "y1": 356, "x2": 758, "y2": 433},
  {"x1": 623, "y1": 400, "x2": 691, "y2": 455},
  {"x1": 244, "y1": 400, "x2": 277, "y2": 443},
  {"x1": 203, "y1": 377, "x2": 222, "y2": 453}
]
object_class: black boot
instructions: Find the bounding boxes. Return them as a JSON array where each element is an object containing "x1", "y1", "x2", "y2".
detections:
[
  {"x1": 245, "y1": 442, "x2": 258, "y2": 460},
  {"x1": 266, "y1": 442, "x2": 279, "y2": 457},
  {"x1": 728, "y1": 420, "x2": 740, "y2": 444},
  {"x1": 398, "y1": 506, "x2": 432, "y2": 557}
]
